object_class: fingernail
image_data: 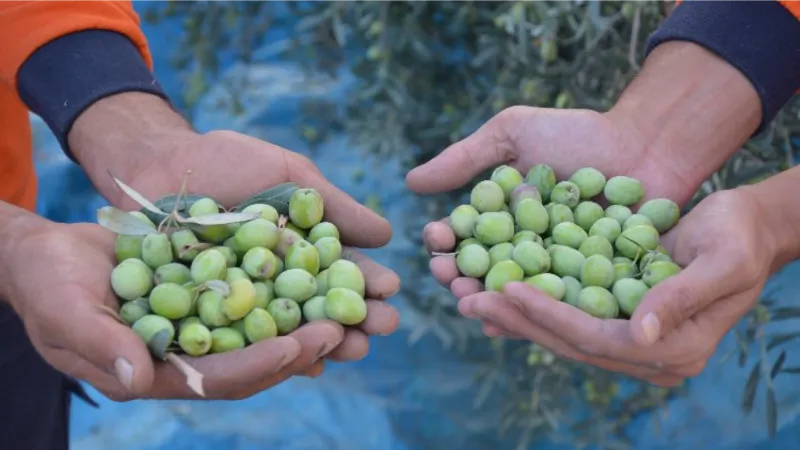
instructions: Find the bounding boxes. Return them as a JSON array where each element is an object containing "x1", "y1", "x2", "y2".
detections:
[
  {"x1": 641, "y1": 313, "x2": 661, "y2": 344},
  {"x1": 114, "y1": 357, "x2": 134, "y2": 391}
]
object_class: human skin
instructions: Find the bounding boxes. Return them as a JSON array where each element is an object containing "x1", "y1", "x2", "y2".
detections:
[
  {"x1": 407, "y1": 41, "x2": 795, "y2": 386},
  {"x1": 0, "y1": 92, "x2": 400, "y2": 400}
]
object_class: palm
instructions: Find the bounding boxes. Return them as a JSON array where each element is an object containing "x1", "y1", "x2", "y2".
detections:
[
  {"x1": 118, "y1": 131, "x2": 292, "y2": 211},
  {"x1": 500, "y1": 107, "x2": 695, "y2": 206},
  {"x1": 410, "y1": 106, "x2": 702, "y2": 298},
  {"x1": 104, "y1": 130, "x2": 400, "y2": 371}
]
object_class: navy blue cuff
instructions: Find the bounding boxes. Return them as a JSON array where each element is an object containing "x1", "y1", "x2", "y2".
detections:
[
  {"x1": 17, "y1": 30, "x2": 170, "y2": 161},
  {"x1": 645, "y1": 1, "x2": 800, "y2": 135}
]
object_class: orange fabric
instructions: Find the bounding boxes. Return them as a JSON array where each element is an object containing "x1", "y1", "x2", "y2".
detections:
[
  {"x1": 779, "y1": 1, "x2": 800, "y2": 21},
  {"x1": 0, "y1": 1, "x2": 152, "y2": 212}
]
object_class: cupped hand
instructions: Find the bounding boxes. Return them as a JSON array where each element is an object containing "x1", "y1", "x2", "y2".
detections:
[
  {"x1": 460, "y1": 189, "x2": 774, "y2": 386},
  {"x1": 407, "y1": 105, "x2": 693, "y2": 302},
  {"x1": 5, "y1": 220, "x2": 335, "y2": 400},
  {"x1": 406, "y1": 106, "x2": 774, "y2": 385},
  {"x1": 77, "y1": 129, "x2": 399, "y2": 395}
]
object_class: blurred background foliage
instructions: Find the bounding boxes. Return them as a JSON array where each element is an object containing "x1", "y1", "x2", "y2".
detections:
[{"x1": 142, "y1": 1, "x2": 800, "y2": 448}]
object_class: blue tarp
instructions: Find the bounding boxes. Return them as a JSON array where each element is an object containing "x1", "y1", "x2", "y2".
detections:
[{"x1": 25, "y1": 2, "x2": 800, "y2": 449}]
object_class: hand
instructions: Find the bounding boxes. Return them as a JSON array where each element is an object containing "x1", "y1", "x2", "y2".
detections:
[
  {"x1": 407, "y1": 105, "x2": 694, "y2": 301},
  {"x1": 114, "y1": 129, "x2": 401, "y2": 381},
  {"x1": 406, "y1": 106, "x2": 774, "y2": 386},
  {"x1": 4, "y1": 219, "x2": 342, "y2": 400},
  {"x1": 433, "y1": 183, "x2": 773, "y2": 385}
]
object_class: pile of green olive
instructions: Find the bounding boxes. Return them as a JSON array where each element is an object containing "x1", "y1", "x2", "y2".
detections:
[
  {"x1": 103, "y1": 184, "x2": 366, "y2": 360},
  {"x1": 445, "y1": 165, "x2": 683, "y2": 319}
]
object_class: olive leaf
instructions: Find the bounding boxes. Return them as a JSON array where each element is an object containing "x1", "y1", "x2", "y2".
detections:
[
  {"x1": 768, "y1": 307, "x2": 800, "y2": 321},
  {"x1": 771, "y1": 350, "x2": 787, "y2": 379},
  {"x1": 165, "y1": 353, "x2": 205, "y2": 397},
  {"x1": 780, "y1": 367, "x2": 800, "y2": 374},
  {"x1": 108, "y1": 171, "x2": 166, "y2": 215},
  {"x1": 154, "y1": 194, "x2": 209, "y2": 216},
  {"x1": 141, "y1": 193, "x2": 210, "y2": 224},
  {"x1": 147, "y1": 328, "x2": 174, "y2": 361},
  {"x1": 96, "y1": 206, "x2": 156, "y2": 236},
  {"x1": 233, "y1": 182, "x2": 299, "y2": 215},
  {"x1": 203, "y1": 280, "x2": 231, "y2": 297},
  {"x1": 738, "y1": 349, "x2": 749, "y2": 368},
  {"x1": 176, "y1": 211, "x2": 260, "y2": 226},
  {"x1": 766, "y1": 386, "x2": 777, "y2": 438},
  {"x1": 742, "y1": 361, "x2": 761, "y2": 414},
  {"x1": 767, "y1": 332, "x2": 800, "y2": 351}
]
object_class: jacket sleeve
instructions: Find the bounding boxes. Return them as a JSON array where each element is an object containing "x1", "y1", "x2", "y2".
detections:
[
  {"x1": 646, "y1": 1, "x2": 800, "y2": 135},
  {"x1": 0, "y1": 1, "x2": 169, "y2": 157}
]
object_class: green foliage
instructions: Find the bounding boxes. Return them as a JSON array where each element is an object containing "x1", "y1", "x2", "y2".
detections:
[{"x1": 145, "y1": 1, "x2": 800, "y2": 447}]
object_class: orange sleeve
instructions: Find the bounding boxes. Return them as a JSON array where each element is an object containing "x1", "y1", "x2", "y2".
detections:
[
  {"x1": 778, "y1": 1, "x2": 800, "y2": 20},
  {"x1": 0, "y1": 1, "x2": 153, "y2": 93}
]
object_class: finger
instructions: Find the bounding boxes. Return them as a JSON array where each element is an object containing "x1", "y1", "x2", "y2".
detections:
[
  {"x1": 482, "y1": 322, "x2": 503, "y2": 337},
  {"x1": 146, "y1": 335, "x2": 303, "y2": 399},
  {"x1": 461, "y1": 292, "x2": 667, "y2": 378},
  {"x1": 356, "y1": 300, "x2": 400, "y2": 336},
  {"x1": 41, "y1": 299, "x2": 156, "y2": 397},
  {"x1": 300, "y1": 360, "x2": 326, "y2": 378},
  {"x1": 450, "y1": 277, "x2": 483, "y2": 299},
  {"x1": 648, "y1": 375, "x2": 685, "y2": 388},
  {"x1": 291, "y1": 166, "x2": 392, "y2": 248},
  {"x1": 630, "y1": 252, "x2": 745, "y2": 347},
  {"x1": 43, "y1": 347, "x2": 134, "y2": 401},
  {"x1": 406, "y1": 114, "x2": 515, "y2": 193},
  {"x1": 326, "y1": 328, "x2": 370, "y2": 361},
  {"x1": 501, "y1": 282, "x2": 697, "y2": 366},
  {"x1": 430, "y1": 256, "x2": 459, "y2": 287},
  {"x1": 218, "y1": 323, "x2": 343, "y2": 399},
  {"x1": 149, "y1": 321, "x2": 341, "y2": 399},
  {"x1": 423, "y1": 220, "x2": 456, "y2": 253},
  {"x1": 342, "y1": 247, "x2": 400, "y2": 300},
  {"x1": 481, "y1": 321, "x2": 526, "y2": 340}
]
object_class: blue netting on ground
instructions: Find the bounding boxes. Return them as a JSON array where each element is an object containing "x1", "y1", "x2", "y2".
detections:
[{"x1": 24, "y1": 2, "x2": 800, "y2": 449}]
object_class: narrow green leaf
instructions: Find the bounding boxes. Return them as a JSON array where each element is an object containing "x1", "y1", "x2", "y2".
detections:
[
  {"x1": 109, "y1": 172, "x2": 165, "y2": 215},
  {"x1": 771, "y1": 350, "x2": 787, "y2": 379},
  {"x1": 177, "y1": 211, "x2": 260, "y2": 226},
  {"x1": 766, "y1": 386, "x2": 777, "y2": 438},
  {"x1": 739, "y1": 348, "x2": 749, "y2": 368},
  {"x1": 151, "y1": 194, "x2": 209, "y2": 217},
  {"x1": 233, "y1": 182, "x2": 300, "y2": 215},
  {"x1": 96, "y1": 206, "x2": 156, "y2": 236},
  {"x1": 768, "y1": 307, "x2": 800, "y2": 321},
  {"x1": 780, "y1": 367, "x2": 800, "y2": 374},
  {"x1": 742, "y1": 361, "x2": 761, "y2": 414}
]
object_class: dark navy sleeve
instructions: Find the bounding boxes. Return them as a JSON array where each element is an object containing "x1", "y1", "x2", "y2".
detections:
[
  {"x1": 16, "y1": 29, "x2": 170, "y2": 160},
  {"x1": 645, "y1": 1, "x2": 800, "y2": 135}
]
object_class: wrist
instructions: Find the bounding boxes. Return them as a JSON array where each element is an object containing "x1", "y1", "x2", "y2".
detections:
[
  {"x1": 68, "y1": 92, "x2": 197, "y2": 206},
  {"x1": 604, "y1": 41, "x2": 762, "y2": 205},
  {"x1": 738, "y1": 168, "x2": 800, "y2": 274}
]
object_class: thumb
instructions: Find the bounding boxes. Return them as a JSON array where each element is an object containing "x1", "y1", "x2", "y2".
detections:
[
  {"x1": 290, "y1": 161, "x2": 392, "y2": 248},
  {"x1": 64, "y1": 303, "x2": 156, "y2": 396},
  {"x1": 405, "y1": 111, "x2": 518, "y2": 194},
  {"x1": 629, "y1": 252, "x2": 741, "y2": 346}
]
